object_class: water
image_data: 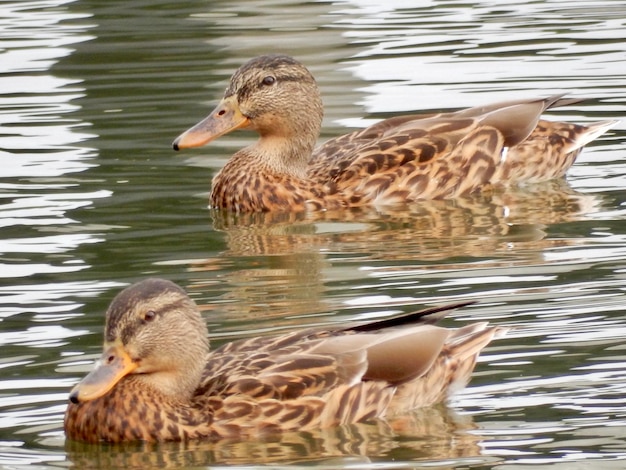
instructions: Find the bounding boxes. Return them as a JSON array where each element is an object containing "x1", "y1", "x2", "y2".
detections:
[{"x1": 1, "y1": 0, "x2": 625, "y2": 468}]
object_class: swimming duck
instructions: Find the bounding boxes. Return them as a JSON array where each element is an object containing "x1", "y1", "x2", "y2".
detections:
[
  {"x1": 64, "y1": 278, "x2": 504, "y2": 443},
  {"x1": 172, "y1": 54, "x2": 616, "y2": 212}
]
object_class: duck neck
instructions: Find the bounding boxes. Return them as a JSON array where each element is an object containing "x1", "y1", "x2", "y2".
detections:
[
  {"x1": 136, "y1": 364, "x2": 204, "y2": 403},
  {"x1": 250, "y1": 132, "x2": 316, "y2": 179}
]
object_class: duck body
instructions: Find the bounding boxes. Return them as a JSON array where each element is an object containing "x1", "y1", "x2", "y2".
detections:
[
  {"x1": 64, "y1": 279, "x2": 504, "y2": 443},
  {"x1": 173, "y1": 54, "x2": 616, "y2": 213}
]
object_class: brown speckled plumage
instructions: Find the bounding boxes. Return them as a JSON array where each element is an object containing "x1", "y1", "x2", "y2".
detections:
[
  {"x1": 64, "y1": 278, "x2": 505, "y2": 443},
  {"x1": 172, "y1": 54, "x2": 616, "y2": 212}
]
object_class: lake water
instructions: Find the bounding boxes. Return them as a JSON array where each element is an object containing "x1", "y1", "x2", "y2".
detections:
[{"x1": 1, "y1": 0, "x2": 625, "y2": 468}]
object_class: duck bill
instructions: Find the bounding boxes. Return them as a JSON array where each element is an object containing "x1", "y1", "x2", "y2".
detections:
[
  {"x1": 172, "y1": 95, "x2": 250, "y2": 150},
  {"x1": 69, "y1": 341, "x2": 137, "y2": 404}
]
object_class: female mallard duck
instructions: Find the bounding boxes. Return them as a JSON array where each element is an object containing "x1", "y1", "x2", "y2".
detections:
[
  {"x1": 64, "y1": 278, "x2": 505, "y2": 443},
  {"x1": 172, "y1": 54, "x2": 616, "y2": 213}
]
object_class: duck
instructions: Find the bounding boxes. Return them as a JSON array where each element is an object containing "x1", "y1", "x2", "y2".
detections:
[
  {"x1": 172, "y1": 54, "x2": 616, "y2": 213},
  {"x1": 64, "y1": 278, "x2": 505, "y2": 443}
]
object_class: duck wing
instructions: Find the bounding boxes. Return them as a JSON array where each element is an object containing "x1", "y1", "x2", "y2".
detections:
[
  {"x1": 307, "y1": 95, "x2": 615, "y2": 207},
  {"x1": 197, "y1": 301, "x2": 475, "y2": 401}
]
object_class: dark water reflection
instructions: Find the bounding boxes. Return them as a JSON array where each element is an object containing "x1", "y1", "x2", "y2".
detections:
[{"x1": 1, "y1": 0, "x2": 626, "y2": 468}]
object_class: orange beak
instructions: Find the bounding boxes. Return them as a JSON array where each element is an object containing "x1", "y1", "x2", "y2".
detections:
[
  {"x1": 172, "y1": 95, "x2": 250, "y2": 150},
  {"x1": 69, "y1": 341, "x2": 138, "y2": 404}
]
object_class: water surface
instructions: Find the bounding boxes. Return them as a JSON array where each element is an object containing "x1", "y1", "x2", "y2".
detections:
[{"x1": 1, "y1": 0, "x2": 625, "y2": 468}]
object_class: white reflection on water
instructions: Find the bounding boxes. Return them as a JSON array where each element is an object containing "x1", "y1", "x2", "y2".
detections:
[
  {"x1": 0, "y1": 189, "x2": 111, "y2": 228},
  {"x1": 334, "y1": 0, "x2": 626, "y2": 110},
  {"x1": 0, "y1": 3, "x2": 112, "y2": 462},
  {"x1": 0, "y1": 280, "x2": 124, "y2": 321},
  {"x1": 0, "y1": 1, "x2": 105, "y2": 285}
]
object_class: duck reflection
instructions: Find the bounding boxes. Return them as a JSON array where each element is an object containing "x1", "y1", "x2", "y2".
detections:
[
  {"x1": 184, "y1": 181, "x2": 602, "y2": 328},
  {"x1": 208, "y1": 180, "x2": 601, "y2": 259},
  {"x1": 65, "y1": 405, "x2": 486, "y2": 468}
]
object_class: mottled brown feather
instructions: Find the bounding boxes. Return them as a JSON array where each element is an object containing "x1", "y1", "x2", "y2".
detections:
[
  {"x1": 172, "y1": 55, "x2": 617, "y2": 212},
  {"x1": 64, "y1": 279, "x2": 505, "y2": 443}
]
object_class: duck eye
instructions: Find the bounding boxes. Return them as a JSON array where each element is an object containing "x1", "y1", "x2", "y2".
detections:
[
  {"x1": 143, "y1": 310, "x2": 156, "y2": 322},
  {"x1": 261, "y1": 75, "x2": 276, "y2": 86}
]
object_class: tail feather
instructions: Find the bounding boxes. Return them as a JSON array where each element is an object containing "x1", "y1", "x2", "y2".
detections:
[
  {"x1": 447, "y1": 322, "x2": 503, "y2": 361},
  {"x1": 566, "y1": 119, "x2": 618, "y2": 153},
  {"x1": 386, "y1": 323, "x2": 505, "y2": 414}
]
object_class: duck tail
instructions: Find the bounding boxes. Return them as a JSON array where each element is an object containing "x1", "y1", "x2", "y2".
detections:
[
  {"x1": 386, "y1": 323, "x2": 506, "y2": 413},
  {"x1": 566, "y1": 119, "x2": 618, "y2": 154}
]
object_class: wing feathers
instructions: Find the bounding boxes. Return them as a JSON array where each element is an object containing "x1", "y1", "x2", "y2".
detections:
[
  {"x1": 362, "y1": 326, "x2": 449, "y2": 384},
  {"x1": 346, "y1": 300, "x2": 476, "y2": 332},
  {"x1": 200, "y1": 302, "x2": 503, "y2": 433}
]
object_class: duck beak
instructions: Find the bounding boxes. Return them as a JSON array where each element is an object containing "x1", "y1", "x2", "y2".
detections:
[
  {"x1": 172, "y1": 95, "x2": 250, "y2": 150},
  {"x1": 69, "y1": 341, "x2": 138, "y2": 404}
]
